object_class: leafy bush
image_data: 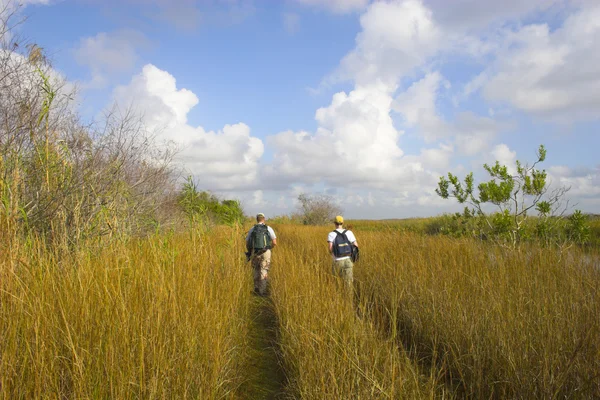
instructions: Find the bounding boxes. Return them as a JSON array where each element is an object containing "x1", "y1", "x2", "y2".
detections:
[
  {"x1": 566, "y1": 210, "x2": 591, "y2": 245},
  {"x1": 177, "y1": 176, "x2": 244, "y2": 227}
]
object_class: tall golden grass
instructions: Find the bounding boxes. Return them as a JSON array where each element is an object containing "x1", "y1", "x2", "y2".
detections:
[
  {"x1": 0, "y1": 228, "x2": 252, "y2": 398},
  {"x1": 270, "y1": 225, "x2": 449, "y2": 399},
  {"x1": 1, "y1": 221, "x2": 598, "y2": 398},
  {"x1": 355, "y1": 229, "x2": 600, "y2": 398}
]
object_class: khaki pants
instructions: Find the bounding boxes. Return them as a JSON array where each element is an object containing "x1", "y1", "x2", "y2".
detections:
[
  {"x1": 332, "y1": 258, "x2": 353, "y2": 288},
  {"x1": 252, "y1": 249, "x2": 271, "y2": 295}
]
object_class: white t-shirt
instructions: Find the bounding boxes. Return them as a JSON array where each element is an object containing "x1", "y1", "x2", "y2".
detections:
[
  {"x1": 246, "y1": 223, "x2": 277, "y2": 244},
  {"x1": 327, "y1": 228, "x2": 356, "y2": 261}
]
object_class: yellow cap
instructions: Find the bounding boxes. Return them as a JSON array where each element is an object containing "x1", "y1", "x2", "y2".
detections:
[
  {"x1": 334, "y1": 215, "x2": 344, "y2": 224},
  {"x1": 257, "y1": 213, "x2": 265, "y2": 219}
]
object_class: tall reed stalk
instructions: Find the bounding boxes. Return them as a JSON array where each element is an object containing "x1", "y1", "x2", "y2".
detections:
[
  {"x1": 269, "y1": 225, "x2": 449, "y2": 399},
  {"x1": 357, "y1": 230, "x2": 600, "y2": 398},
  {"x1": 0, "y1": 227, "x2": 251, "y2": 398}
]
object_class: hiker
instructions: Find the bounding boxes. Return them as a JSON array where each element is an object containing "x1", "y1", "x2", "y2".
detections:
[
  {"x1": 246, "y1": 213, "x2": 277, "y2": 296},
  {"x1": 327, "y1": 215, "x2": 358, "y2": 288}
]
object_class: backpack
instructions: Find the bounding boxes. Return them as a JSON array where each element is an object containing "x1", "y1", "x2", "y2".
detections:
[
  {"x1": 250, "y1": 224, "x2": 272, "y2": 251},
  {"x1": 332, "y1": 230, "x2": 352, "y2": 258}
]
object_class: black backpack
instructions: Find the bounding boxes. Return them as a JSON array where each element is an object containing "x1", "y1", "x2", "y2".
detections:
[
  {"x1": 332, "y1": 230, "x2": 352, "y2": 258},
  {"x1": 251, "y1": 224, "x2": 272, "y2": 251},
  {"x1": 351, "y1": 245, "x2": 359, "y2": 263}
]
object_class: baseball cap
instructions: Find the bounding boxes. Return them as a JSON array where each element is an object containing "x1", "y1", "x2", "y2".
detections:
[
  {"x1": 256, "y1": 213, "x2": 265, "y2": 219},
  {"x1": 334, "y1": 215, "x2": 344, "y2": 224}
]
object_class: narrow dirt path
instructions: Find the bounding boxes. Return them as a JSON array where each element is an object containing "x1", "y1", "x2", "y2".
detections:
[{"x1": 237, "y1": 295, "x2": 288, "y2": 400}]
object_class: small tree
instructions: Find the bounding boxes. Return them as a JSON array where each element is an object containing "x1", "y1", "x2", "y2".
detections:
[
  {"x1": 435, "y1": 145, "x2": 586, "y2": 248},
  {"x1": 297, "y1": 193, "x2": 342, "y2": 225}
]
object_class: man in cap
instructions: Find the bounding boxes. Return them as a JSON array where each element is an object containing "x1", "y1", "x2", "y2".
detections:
[
  {"x1": 327, "y1": 215, "x2": 358, "y2": 288},
  {"x1": 246, "y1": 213, "x2": 277, "y2": 296}
]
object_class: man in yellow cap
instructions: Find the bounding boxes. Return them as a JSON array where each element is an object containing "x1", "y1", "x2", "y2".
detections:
[
  {"x1": 246, "y1": 213, "x2": 277, "y2": 296},
  {"x1": 327, "y1": 215, "x2": 358, "y2": 288}
]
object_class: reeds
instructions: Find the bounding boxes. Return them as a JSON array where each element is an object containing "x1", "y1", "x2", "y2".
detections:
[
  {"x1": 0, "y1": 228, "x2": 251, "y2": 398},
  {"x1": 357, "y1": 230, "x2": 600, "y2": 398},
  {"x1": 269, "y1": 225, "x2": 448, "y2": 399},
  {"x1": 1, "y1": 222, "x2": 597, "y2": 399}
]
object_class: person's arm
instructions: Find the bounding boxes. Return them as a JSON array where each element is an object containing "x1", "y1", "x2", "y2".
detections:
[
  {"x1": 268, "y1": 227, "x2": 277, "y2": 248},
  {"x1": 328, "y1": 230, "x2": 339, "y2": 255},
  {"x1": 245, "y1": 228, "x2": 253, "y2": 252},
  {"x1": 348, "y1": 231, "x2": 358, "y2": 247}
]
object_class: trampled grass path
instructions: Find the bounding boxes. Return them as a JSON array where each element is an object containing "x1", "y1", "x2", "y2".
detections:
[{"x1": 237, "y1": 295, "x2": 288, "y2": 400}]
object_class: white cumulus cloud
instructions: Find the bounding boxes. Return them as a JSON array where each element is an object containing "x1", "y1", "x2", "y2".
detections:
[
  {"x1": 393, "y1": 72, "x2": 449, "y2": 142},
  {"x1": 95, "y1": 0, "x2": 600, "y2": 217},
  {"x1": 546, "y1": 165, "x2": 600, "y2": 212},
  {"x1": 267, "y1": 83, "x2": 407, "y2": 188},
  {"x1": 336, "y1": 0, "x2": 441, "y2": 88},
  {"x1": 474, "y1": 3, "x2": 600, "y2": 119},
  {"x1": 112, "y1": 64, "x2": 264, "y2": 190},
  {"x1": 491, "y1": 144, "x2": 517, "y2": 174}
]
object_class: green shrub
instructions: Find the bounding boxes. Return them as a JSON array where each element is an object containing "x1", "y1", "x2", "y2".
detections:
[{"x1": 177, "y1": 176, "x2": 244, "y2": 227}]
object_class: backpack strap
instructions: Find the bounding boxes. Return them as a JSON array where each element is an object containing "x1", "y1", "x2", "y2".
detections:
[
  {"x1": 265, "y1": 225, "x2": 272, "y2": 247},
  {"x1": 334, "y1": 230, "x2": 348, "y2": 239}
]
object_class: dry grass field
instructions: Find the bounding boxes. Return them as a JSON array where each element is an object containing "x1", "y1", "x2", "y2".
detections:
[{"x1": 1, "y1": 221, "x2": 598, "y2": 399}]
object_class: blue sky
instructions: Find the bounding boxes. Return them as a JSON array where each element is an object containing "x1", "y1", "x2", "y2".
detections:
[{"x1": 9, "y1": 0, "x2": 600, "y2": 218}]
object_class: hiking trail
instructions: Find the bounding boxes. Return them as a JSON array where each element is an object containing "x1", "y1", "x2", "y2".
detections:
[{"x1": 237, "y1": 295, "x2": 288, "y2": 400}]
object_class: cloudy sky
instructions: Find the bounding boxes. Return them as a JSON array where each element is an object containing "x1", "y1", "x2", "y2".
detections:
[{"x1": 11, "y1": 0, "x2": 600, "y2": 218}]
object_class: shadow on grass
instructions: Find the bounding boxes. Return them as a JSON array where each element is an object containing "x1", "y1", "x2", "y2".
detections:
[
  {"x1": 237, "y1": 295, "x2": 289, "y2": 400},
  {"x1": 352, "y1": 281, "x2": 465, "y2": 399},
  {"x1": 354, "y1": 279, "x2": 600, "y2": 399}
]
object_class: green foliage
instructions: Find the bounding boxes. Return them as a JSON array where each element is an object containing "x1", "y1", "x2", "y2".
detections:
[
  {"x1": 566, "y1": 210, "x2": 590, "y2": 245},
  {"x1": 177, "y1": 176, "x2": 244, "y2": 227},
  {"x1": 178, "y1": 177, "x2": 208, "y2": 226},
  {"x1": 491, "y1": 209, "x2": 512, "y2": 238},
  {"x1": 436, "y1": 145, "x2": 590, "y2": 248},
  {"x1": 220, "y1": 199, "x2": 245, "y2": 226}
]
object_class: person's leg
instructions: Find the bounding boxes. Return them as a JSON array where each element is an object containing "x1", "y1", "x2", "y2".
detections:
[
  {"x1": 340, "y1": 259, "x2": 354, "y2": 288},
  {"x1": 252, "y1": 256, "x2": 261, "y2": 293},
  {"x1": 257, "y1": 250, "x2": 271, "y2": 295},
  {"x1": 332, "y1": 259, "x2": 342, "y2": 278},
  {"x1": 331, "y1": 259, "x2": 352, "y2": 291}
]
